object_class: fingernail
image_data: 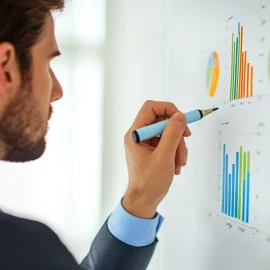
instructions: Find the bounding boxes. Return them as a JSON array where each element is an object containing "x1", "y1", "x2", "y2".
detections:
[{"x1": 173, "y1": 113, "x2": 185, "y2": 125}]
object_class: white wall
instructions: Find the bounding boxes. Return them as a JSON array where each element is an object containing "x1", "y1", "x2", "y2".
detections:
[{"x1": 102, "y1": 1, "x2": 166, "y2": 269}]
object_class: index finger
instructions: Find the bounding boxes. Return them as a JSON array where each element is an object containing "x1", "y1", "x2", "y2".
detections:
[{"x1": 130, "y1": 100, "x2": 182, "y2": 130}]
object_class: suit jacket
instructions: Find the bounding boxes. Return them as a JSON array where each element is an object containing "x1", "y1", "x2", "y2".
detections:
[{"x1": 0, "y1": 211, "x2": 157, "y2": 270}]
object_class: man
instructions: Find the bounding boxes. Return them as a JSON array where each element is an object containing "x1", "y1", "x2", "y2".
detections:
[{"x1": 0, "y1": 1, "x2": 190, "y2": 269}]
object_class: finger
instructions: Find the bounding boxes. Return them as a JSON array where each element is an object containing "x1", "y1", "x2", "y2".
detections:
[
  {"x1": 130, "y1": 101, "x2": 179, "y2": 130},
  {"x1": 179, "y1": 138, "x2": 187, "y2": 167},
  {"x1": 155, "y1": 112, "x2": 186, "y2": 159},
  {"x1": 175, "y1": 138, "x2": 186, "y2": 175},
  {"x1": 183, "y1": 126, "x2": 191, "y2": 137},
  {"x1": 175, "y1": 166, "x2": 181, "y2": 175},
  {"x1": 175, "y1": 138, "x2": 187, "y2": 168},
  {"x1": 156, "y1": 115, "x2": 169, "y2": 122}
]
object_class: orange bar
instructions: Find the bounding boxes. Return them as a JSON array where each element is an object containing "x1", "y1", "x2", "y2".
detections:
[
  {"x1": 240, "y1": 26, "x2": 243, "y2": 52},
  {"x1": 241, "y1": 52, "x2": 245, "y2": 98},
  {"x1": 247, "y1": 63, "x2": 250, "y2": 97},
  {"x1": 239, "y1": 50, "x2": 243, "y2": 98},
  {"x1": 243, "y1": 52, "x2": 247, "y2": 98},
  {"x1": 250, "y1": 66, "x2": 254, "y2": 96}
]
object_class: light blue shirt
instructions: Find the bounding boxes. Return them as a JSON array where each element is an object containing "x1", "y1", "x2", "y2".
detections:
[{"x1": 108, "y1": 202, "x2": 164, "y2": 247}]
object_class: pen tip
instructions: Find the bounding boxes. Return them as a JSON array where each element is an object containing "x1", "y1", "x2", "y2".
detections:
[{"x1": 212, "y1": 107, "x2": 219, "y2": 111}]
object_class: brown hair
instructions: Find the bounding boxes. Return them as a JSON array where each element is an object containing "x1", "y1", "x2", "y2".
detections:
[{"x1": 0, "y1": 0, "x2": 65, "y2": 77}]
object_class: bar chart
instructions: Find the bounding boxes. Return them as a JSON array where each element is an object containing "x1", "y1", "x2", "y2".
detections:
[
  {"x1": 230, "y1": 23, "x2": 254, "y2": 100},
  {"x1": 222, "y1": 144, "x2": 251, "y2": 224}
]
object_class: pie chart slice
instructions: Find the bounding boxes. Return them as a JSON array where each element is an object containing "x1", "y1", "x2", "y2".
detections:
[{"x1": 207, "y1": 51, "x2": 220, "y2": 97}]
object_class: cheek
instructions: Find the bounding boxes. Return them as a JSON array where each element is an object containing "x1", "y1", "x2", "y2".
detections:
[
  {"x1": 32, "y1": 66, "x2": 53, "y2": 111},
  {"x1": 43, "y1": 66, "x2": 53, "y2": 95},
  {"x1": 46, "y1": 67, "x2": 53, "y2": 95}
]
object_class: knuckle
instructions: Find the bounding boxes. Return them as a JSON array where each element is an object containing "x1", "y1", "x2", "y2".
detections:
[
  {"x1": 143, "y1": 100, "x2": 154, "y2": 107},
  {"x1": 167, "y1": 102, "x2": 178, "y2": 111},
  {"x1": 168, "y1": 101, "x2": 176, "y2": 108}
]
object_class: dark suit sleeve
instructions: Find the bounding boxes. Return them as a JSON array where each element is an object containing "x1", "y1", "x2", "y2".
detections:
[{"x1": 80, "y1": 219, "x2": 158, "y2": 270}]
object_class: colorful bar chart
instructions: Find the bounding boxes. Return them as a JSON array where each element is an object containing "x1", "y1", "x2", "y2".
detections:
[
  {"x1": 230, "y1": 23, "x2": 254, "y2": 100},
  {"x1": 222, "y1": 144, "x2": 251, "y2": 224}
]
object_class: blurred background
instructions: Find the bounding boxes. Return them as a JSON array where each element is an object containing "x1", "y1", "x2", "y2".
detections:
[{"x1": 0, "y1": 0, "x2": 166, "y2": 269}]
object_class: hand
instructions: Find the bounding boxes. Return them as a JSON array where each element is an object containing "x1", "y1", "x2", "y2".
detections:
[{"x1": 122, "y1": 101, "x2": 191, "y2": 219}]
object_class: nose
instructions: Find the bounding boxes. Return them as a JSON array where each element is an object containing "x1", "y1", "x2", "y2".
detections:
[{"x1": 50, "y1": 68, "x2": 63, "y2": 102}]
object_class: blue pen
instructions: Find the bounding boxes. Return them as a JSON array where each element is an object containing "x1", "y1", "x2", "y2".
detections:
[{"x1": 132, "y1": 107, "x2": 219, "y2": 143}]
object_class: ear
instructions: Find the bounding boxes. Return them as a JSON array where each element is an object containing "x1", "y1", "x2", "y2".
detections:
[{"x1": 0, "y1": 42, "x2": 21, "y2": 97}]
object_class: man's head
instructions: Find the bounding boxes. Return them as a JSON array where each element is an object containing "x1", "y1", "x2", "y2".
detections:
[{"x1": 0, "y1": 0, "x2": 65, "y2": 162}]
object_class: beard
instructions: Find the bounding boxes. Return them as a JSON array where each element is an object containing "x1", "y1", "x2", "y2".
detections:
[{"x1": 0, "y1": 77, "x2": 51, "y2": 163}]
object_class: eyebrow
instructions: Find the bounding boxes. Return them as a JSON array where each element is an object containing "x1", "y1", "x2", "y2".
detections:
[{"x1": 49, "y1": 50, "x2": 61, "y2": 59}]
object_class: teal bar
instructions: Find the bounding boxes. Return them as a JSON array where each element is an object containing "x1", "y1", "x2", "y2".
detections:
[{"x1": 230, "y1": 33, "x2": 235, "y2": 101}]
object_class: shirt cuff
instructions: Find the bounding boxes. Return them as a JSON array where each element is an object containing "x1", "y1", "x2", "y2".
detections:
[{"x1": 107, "y1": 201, "x2": 164, "y2": 247}]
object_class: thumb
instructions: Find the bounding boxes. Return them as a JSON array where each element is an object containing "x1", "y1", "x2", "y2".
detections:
[{"x1": 156, "y1": 112, "x2": 186, "y2": 158}]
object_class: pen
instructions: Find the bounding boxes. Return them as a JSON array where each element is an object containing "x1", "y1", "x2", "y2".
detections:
[{"x1": 132, "y1": 107, "x2": 219, "y2": 143}]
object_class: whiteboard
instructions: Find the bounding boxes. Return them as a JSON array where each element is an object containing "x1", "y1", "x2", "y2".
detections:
[{"x1": 162, "y1": 0, "x2": 270, "y2": 269}]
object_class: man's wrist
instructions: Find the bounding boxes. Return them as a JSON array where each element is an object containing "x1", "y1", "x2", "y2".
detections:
[
  {"x1": 108, "y1": 200, "x2": 164, "y2": 247},
  {"x1": 122, "y1": 190, "x2": 158, "y2": 219}
]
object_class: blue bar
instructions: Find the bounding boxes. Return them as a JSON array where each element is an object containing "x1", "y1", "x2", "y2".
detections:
[
  {"x1": 228, "y1": 173, "x2": 232, "y2": 216},
  {"x1": 222, "y1": 145, "x2": 226, "y2": 213},
  {"x1": 225, "y1": 154, "x2": 229, "y2": 214},
  {"x1": 234, "y1": 37, "x2": 239, "y2": 100},
  {"x1": 235, "y1": 152, "x2": 239, "y2": 218},
  {"x1": 242, "y1": 180, "x2": 246, "y2": 222},
  {"x1": 232, "y1": 164, "x2": 235, "y2": 217},
  {"x1": 246, "y1": 172, "x2": 250, "y2": 223}
]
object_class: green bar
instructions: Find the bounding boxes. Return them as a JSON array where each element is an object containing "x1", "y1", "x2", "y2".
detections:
[
  {"x1": 247, "y1": 152, "x2": 250, "y2": 173},
  {"x1": 244, "y1": 153, "x2": 247, "y2": 181},
  {"x1": 238, "y1": 146, "x2": 243, "y2": 219},
  {"x1": 236, "y1": 32, "x2": 240, "y2": 99},
  {"x1": 230, "y1": 33, "x2": 234, "y2": 101}
]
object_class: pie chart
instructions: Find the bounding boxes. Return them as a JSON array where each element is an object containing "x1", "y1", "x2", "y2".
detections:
[{"x1": 207, "y1": 51, "x2": 220, "y2": 97}]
